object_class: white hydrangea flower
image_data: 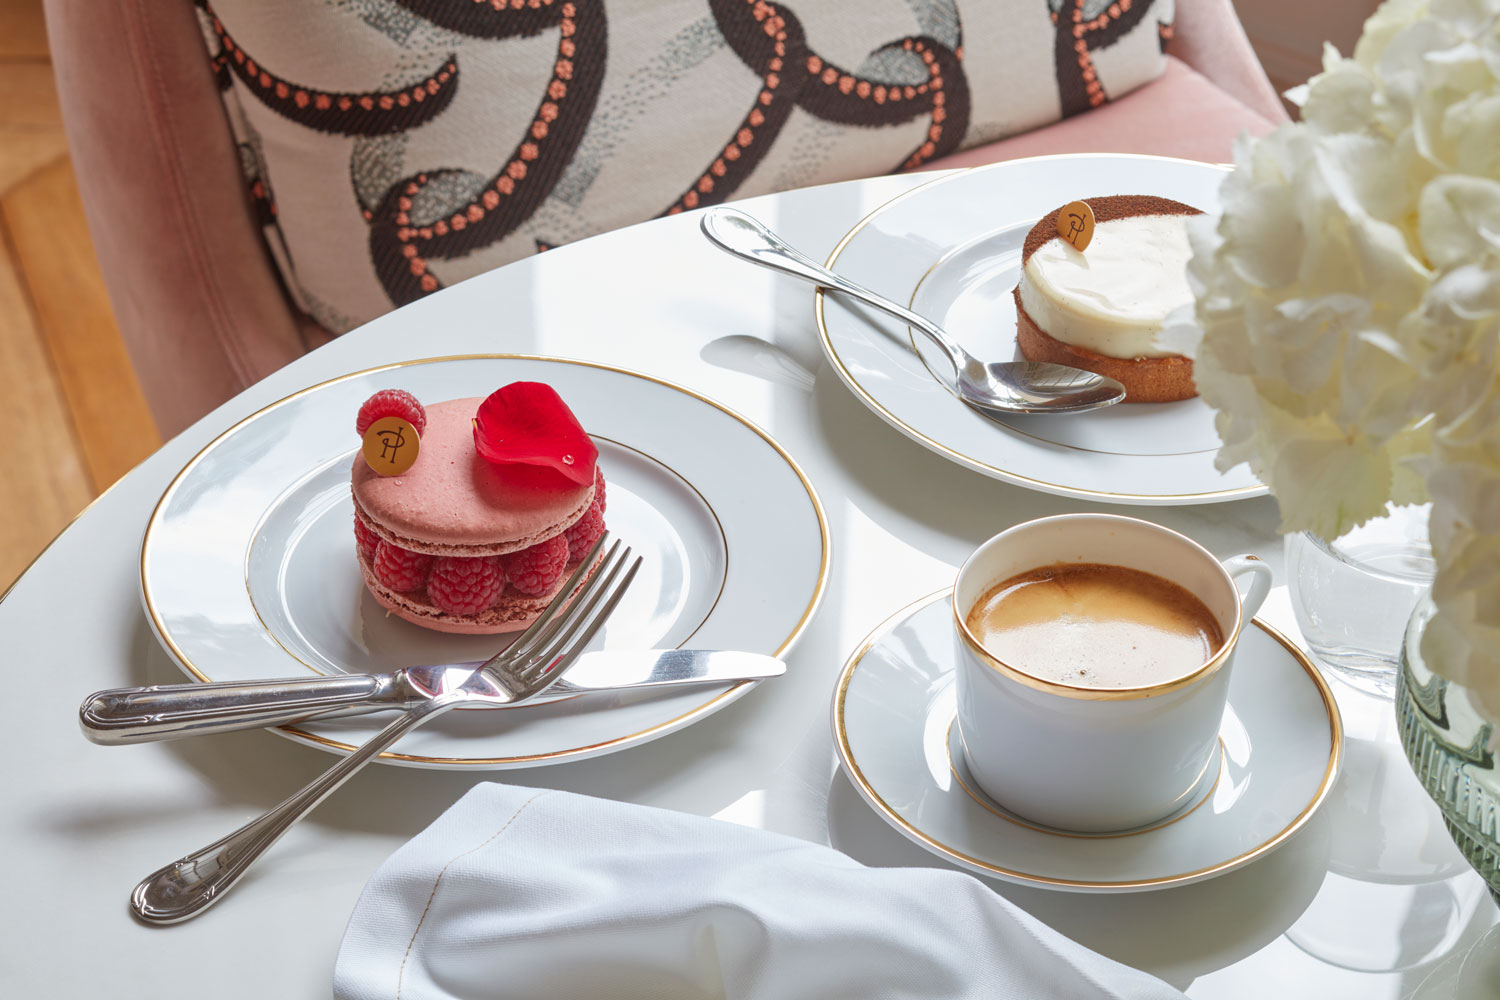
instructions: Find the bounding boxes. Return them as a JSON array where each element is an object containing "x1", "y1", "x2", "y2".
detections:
[{"x1": 1172, "y1": 0, "x2": 1500, "y2": 722}]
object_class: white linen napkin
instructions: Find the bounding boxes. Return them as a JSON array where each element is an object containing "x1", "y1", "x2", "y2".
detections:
[{"x1": 335, "y1": 783, "x2": 1186, "y2": 1000}]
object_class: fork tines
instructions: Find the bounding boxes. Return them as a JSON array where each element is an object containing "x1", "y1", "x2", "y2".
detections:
[{"x1": 502, "y1": 532, "x2": 641, "y2": 687}]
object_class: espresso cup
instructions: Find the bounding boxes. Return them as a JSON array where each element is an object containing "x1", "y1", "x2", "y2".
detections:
[{"x1": 953, "y1": 514, "x2": 1272, "y2": 833}]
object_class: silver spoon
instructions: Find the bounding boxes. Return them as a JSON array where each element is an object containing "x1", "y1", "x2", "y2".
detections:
[{"x1": 701, "y1": 206, "x2": 1126, "y2": 415}]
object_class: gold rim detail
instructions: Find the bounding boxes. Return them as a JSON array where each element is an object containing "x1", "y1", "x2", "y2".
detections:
[
  {"x1": 831, "y1": 589, "x2": 1344, "y2": 890},
  {"x1": 141, "y1": 354, "x2": 831, "y2": 766},
  {"x1": 814, "y1": 152, "x2": 1264, "y2": 503}
]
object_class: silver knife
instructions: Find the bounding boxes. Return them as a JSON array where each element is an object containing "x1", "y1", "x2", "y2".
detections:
[{"x1": 79, "y1": 649, "x2": 784, "y2": 745}]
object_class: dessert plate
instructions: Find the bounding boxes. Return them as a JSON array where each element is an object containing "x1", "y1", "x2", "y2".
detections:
[
  {"x1": 141, "y1": 355, "x2": 829, "y2": 768},
  {"x1": 815, "y1": 153, "x2": 1266, "y2": 504},
  {"x1": 831, "y1": 590, "x2": 1342, "y2": 892}
]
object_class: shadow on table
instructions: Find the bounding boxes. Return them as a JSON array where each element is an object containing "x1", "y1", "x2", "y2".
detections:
[
  {"x1": 699, "y1": 334, "x2": 819, "y2": 393},
  {"x1": 1275, "y1": 677, "x2": 1499, "y2": 982},
  {"x1": 825, "y1": 767, "x2": 1330, "y2": 992}
]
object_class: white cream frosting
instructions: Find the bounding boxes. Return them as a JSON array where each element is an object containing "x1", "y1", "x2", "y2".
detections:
[{"x1": 1017, "y1": 213, "x2": 1194, "y2": 359}]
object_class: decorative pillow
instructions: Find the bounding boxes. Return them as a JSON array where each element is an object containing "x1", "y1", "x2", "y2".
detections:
[{"x1": 195, "y1": 0, "x2": 1175, "y2": 333}]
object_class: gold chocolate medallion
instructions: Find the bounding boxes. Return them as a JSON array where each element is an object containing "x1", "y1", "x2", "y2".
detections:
[
  {"x1": 1056, "y1": 200, "x2": 1095, "y2": 253},
  {"x1": 362, "y1": 416, "x2": 420, "y2": 475}
]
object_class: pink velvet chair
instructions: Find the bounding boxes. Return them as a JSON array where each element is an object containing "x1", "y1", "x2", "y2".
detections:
[{"x1": 45, "y1": 0, "x2": 1285, "y2": 438}]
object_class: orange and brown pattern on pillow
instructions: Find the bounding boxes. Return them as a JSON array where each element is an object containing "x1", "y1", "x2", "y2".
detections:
[
  {"x1": 1049, "y1": 0, "x2": 1172, "y2": 117},
  {"x1": 656, "y1": 0, "x2": 969, "y2": 216},
  {"x1": 197, "y1": 0, "x2": 605, "y2": 310},
  {"x1": 376, "y1": 0, "x2": 969, "y2": 307},
  {"x1": 201, "y1": 0, "x2": 462, "y2": 135},
  {"x1": 196, "y1": 0, "x2": 1170, "y2": 329},
  {"x1": 368, "y1": 0, "x2": 608, "y2": 305}
]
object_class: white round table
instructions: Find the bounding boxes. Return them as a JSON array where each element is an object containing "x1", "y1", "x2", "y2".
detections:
[{"x1": 3, "y1": 172, "x2": 1495, "y2": 998}]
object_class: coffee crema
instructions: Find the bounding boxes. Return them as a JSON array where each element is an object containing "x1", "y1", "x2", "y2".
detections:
[{"x1": 965, "y1": 562, "x2": 1223, "y2": 688}]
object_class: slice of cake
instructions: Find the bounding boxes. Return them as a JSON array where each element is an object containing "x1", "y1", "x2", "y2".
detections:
[{"x1": 1014, "y1": 195, "x2": 1202, "y2": 403}]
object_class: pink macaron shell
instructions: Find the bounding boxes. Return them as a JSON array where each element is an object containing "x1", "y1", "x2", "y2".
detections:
[
  {"x1": 351, "y1": 496, "x2": 589, "y2": 559},
  {"x1": 353, "y1": 397, "x2": 593, "y2": 555}
]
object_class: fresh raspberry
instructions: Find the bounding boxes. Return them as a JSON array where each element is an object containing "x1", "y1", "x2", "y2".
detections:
[
  {"x1": 356, "y1": 389, "x2": 427, "y2": 437},
  {"x1": 501, "y1": 535, "x2": 569, "y2": 596},
  {"x1": 563, "y1": 494, "x2": 605, "y2": 555},
  {"x1": 372, "y1": 541, "x2": 433, "y2": 593},
  {"x1": 354, "y1": 516, "x2": 381, "y2": 563},
  {"x1": 427, "y1": 556, "x2": 506, "y2": 616}
]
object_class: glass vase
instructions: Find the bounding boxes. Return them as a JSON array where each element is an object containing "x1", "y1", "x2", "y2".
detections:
[
  {"x1": 1287, "y1": 502, "x2": 1434, "y2": 696},
  {"x1": 1396, "y1": 595, "x2": 1500, "y2": 907}
]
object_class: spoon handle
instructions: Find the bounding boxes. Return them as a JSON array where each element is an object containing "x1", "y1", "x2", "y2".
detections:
[{"x1": 700, "y1": 207, "x2": 968, "y2": 368}]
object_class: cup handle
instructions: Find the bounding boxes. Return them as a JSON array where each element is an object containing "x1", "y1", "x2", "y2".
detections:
[{"x1": 1221, "y1": 554, "x2": 1273, "y2": 624}]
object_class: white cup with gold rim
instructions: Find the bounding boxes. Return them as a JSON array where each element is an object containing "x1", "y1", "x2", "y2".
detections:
[{"x1": 953, "y1": 513, "x2": 1273, "y2": 834}]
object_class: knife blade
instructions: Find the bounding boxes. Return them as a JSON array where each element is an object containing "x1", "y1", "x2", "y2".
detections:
[
  {"x1": 79, "y1": 649, "x2": 785, "y2": 745},
  {"x1": 526, "y1": 648, "x2": 781, "y2": 693}
]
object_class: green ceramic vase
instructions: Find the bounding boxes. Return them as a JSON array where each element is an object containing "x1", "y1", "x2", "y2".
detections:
[{"x1": 1396, "y1": 596, "x2": 1500, "y2": 907}]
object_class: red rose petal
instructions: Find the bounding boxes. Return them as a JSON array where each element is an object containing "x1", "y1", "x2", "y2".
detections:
[{"x1": 472, "y1": 382, "x2": 598, "y2": 486}]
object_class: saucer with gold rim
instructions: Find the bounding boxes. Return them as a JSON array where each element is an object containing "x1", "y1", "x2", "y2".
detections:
[{"x1": 831, "y1": 589, "x2": 1343, "y2": 893}]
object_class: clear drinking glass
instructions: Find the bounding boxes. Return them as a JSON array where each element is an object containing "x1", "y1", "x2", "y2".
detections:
[{"x1": 1285, "y1": 503, "x2": 1435, "y2": 696}]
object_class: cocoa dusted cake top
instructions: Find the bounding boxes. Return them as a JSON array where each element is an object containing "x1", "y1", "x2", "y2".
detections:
[{"x1": 1021, "y1": 195, "x2": 1203, "y2": 264}]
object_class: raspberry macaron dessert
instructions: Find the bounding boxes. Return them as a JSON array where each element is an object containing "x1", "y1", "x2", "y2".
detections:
[{"x1": 351, "y1": 382, "x2": 607, "y2": 634}]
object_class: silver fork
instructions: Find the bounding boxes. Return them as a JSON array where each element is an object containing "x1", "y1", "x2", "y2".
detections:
[{"x1": 131, "y1": 535, "x2": 640, "y2": 925}]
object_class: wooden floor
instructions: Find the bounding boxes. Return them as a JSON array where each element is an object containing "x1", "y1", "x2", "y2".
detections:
[{"x1": 0, "y1": 0, "x2": 160, "y2": 592}]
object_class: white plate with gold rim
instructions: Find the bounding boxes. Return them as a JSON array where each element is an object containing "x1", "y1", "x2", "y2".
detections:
[
  {"x1": 831, "y1": 590, "x2": 1342, "y2": 892},
  {"x1": 815, "y1": 153, "x2": 1266, "y2": 505},
  {"x1": 141, "y1": 355, "x2": 829, "y2": 769}
]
